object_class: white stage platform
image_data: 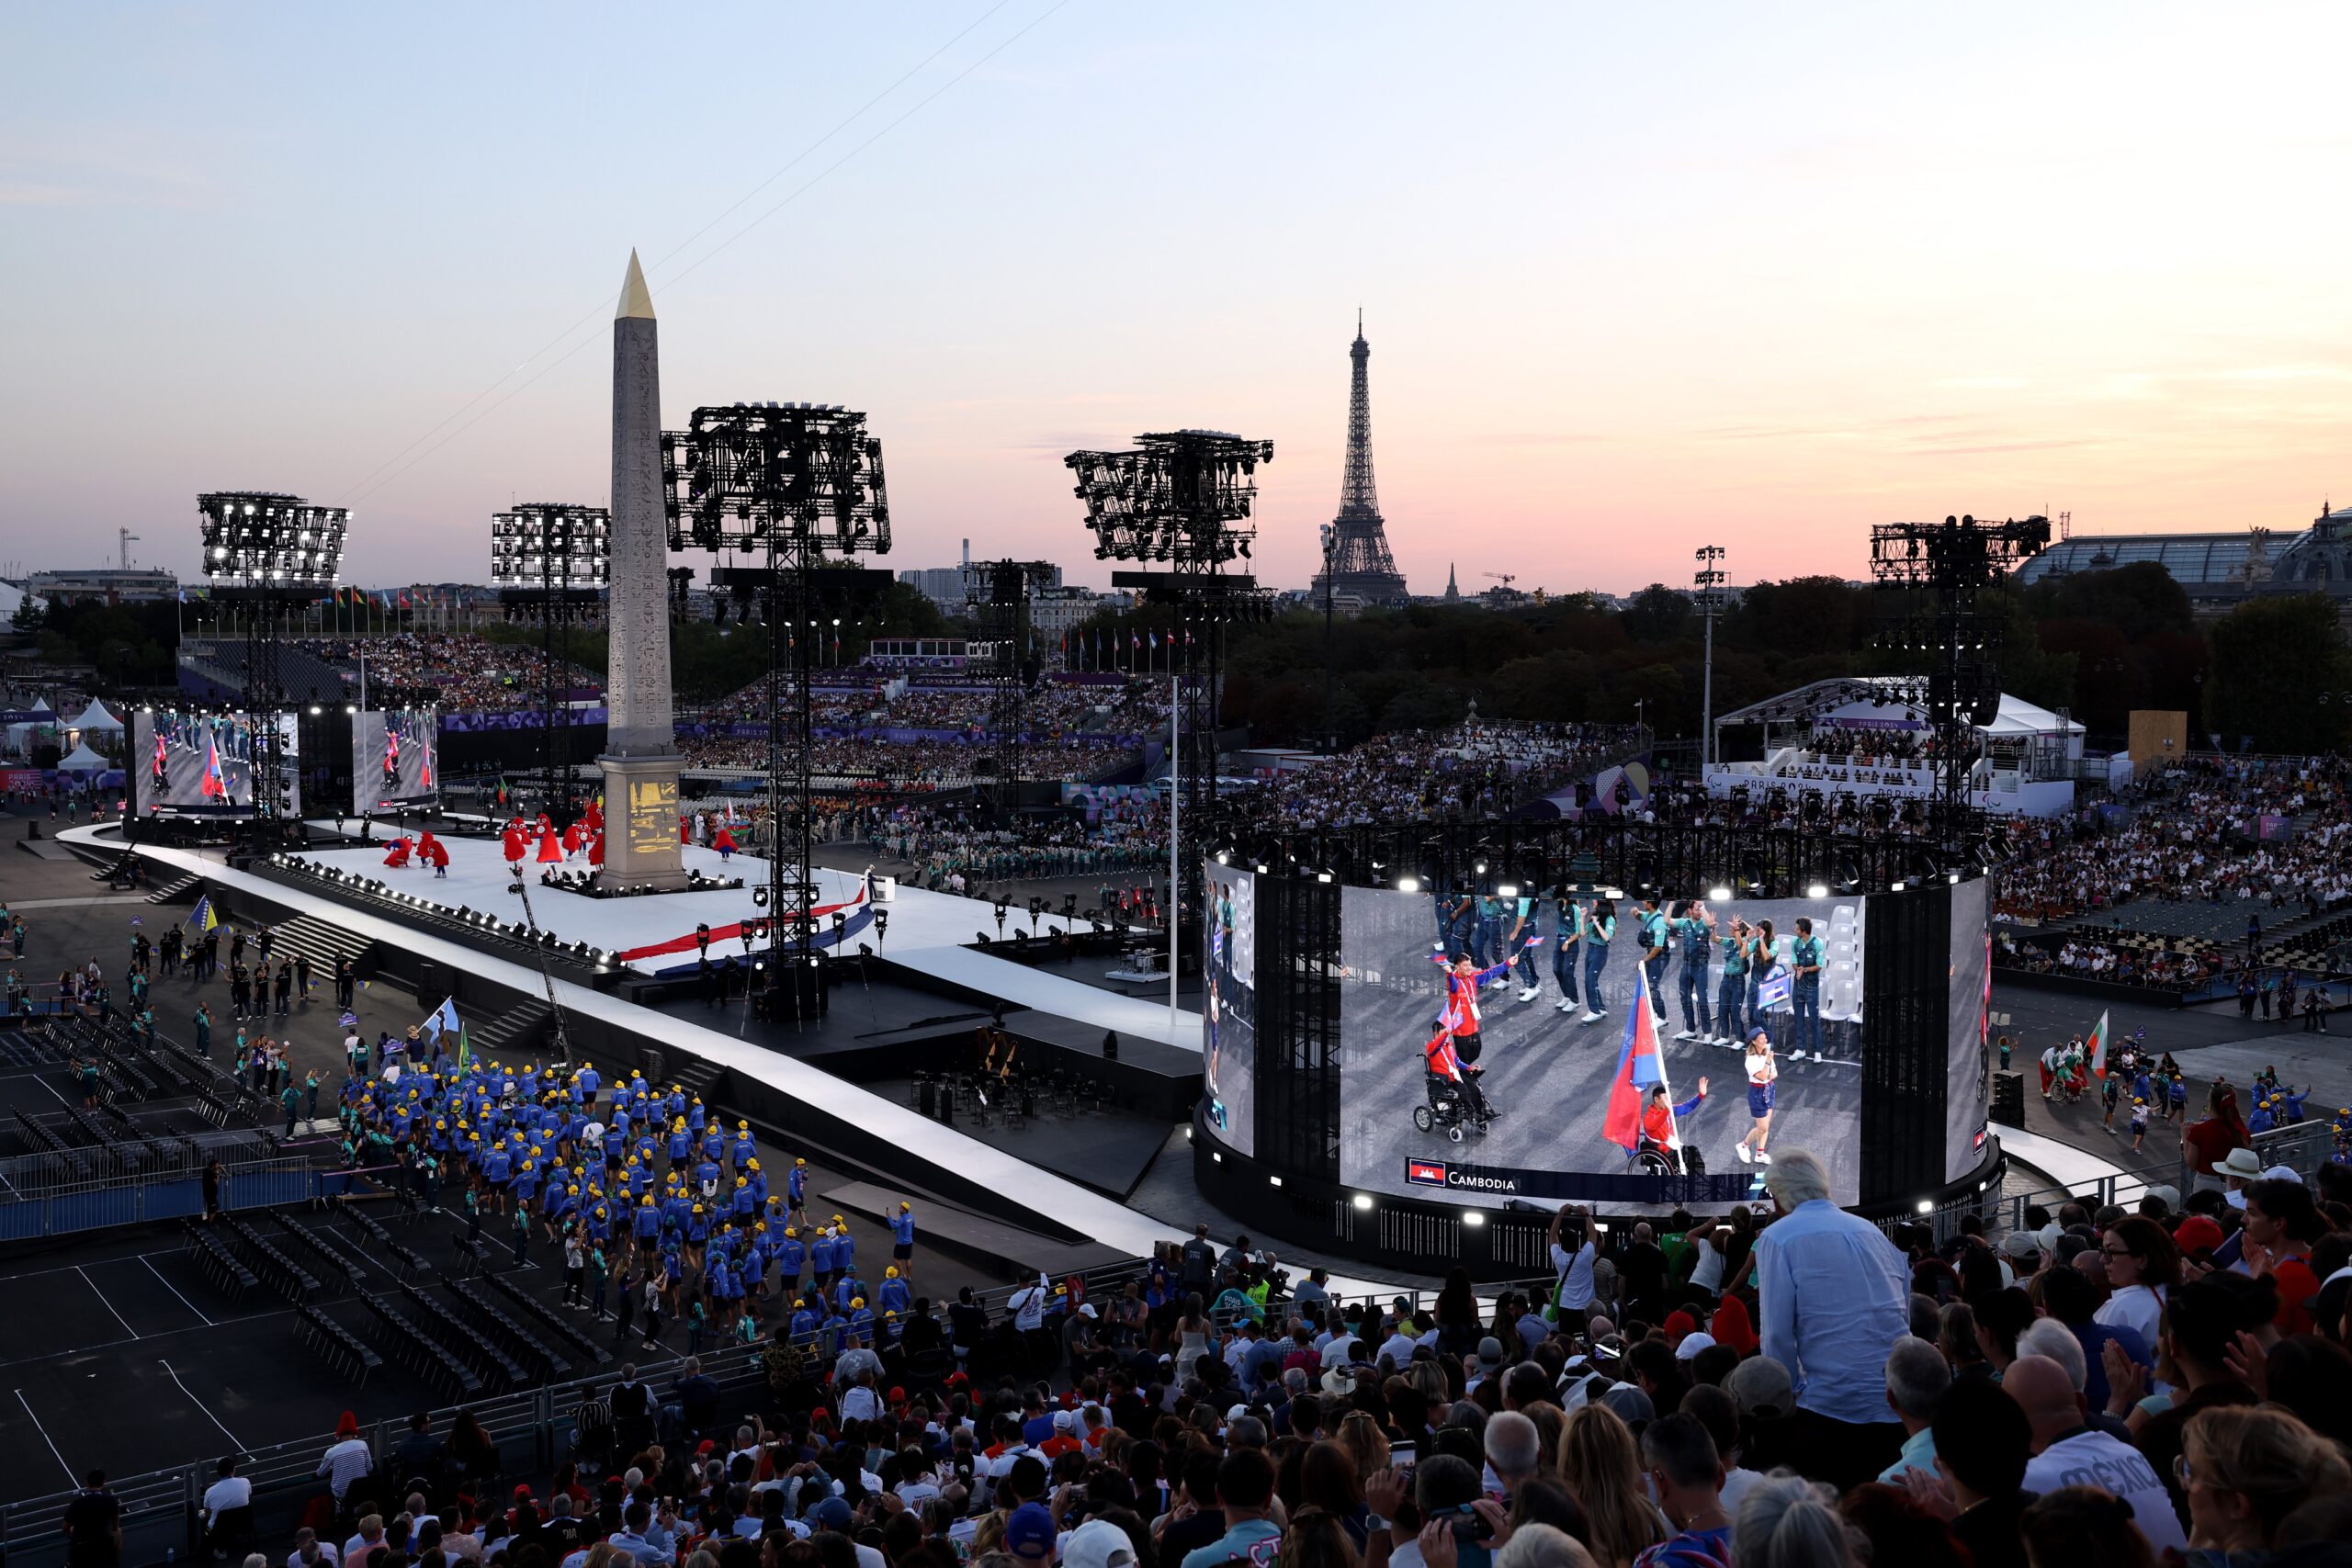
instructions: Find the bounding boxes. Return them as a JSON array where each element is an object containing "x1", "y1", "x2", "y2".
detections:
[
  {"x1": 290, "y1": 830, "x2": 1201, "y2": 1049},
  {"x1": 75, "y1": 827, "x2": 1398, "y2": 1294}
]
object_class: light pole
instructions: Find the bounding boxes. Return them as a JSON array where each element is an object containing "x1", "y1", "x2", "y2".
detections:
[{"x1": 1694, "y1": 546, "x2": 1726, "y2": 771}]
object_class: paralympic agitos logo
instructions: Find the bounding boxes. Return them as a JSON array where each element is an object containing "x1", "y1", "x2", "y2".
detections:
[{"x1": 1404, "y1": 1159, "x2": 1519, "y2": 1194}]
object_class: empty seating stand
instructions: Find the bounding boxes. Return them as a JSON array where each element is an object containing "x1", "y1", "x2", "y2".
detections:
[
  {"x1": 444, "y1": 1276, "x2": 571, "y2": 1382},
  {"x1": 358, "y1": 1292, "x2": 482, "y2": 1401},
  {"x1": 333, "y1": 1195, "x2": 434, "y2": 1281},
  {"x1": 220, "y1": 1214, "x2": 321, "y2": 1302},
  {"x1": 296, "y1": 1303, "x2": 383, "y2": 1385},
  {"x1": 272, "y1": 1213, "x2": 368, "y2": 1294},
  {"x1": 399, "y1": 1282, "x2": 525, "y2": 1393},
  {"x1": 184, "y1": 1221, "x2": 258, "y2": 1301},
  {"x1": 482, "y1": 1266, "x2": 613, "y2": 1365}
]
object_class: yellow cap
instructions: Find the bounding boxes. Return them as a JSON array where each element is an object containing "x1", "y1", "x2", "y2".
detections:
[
  {"x1": 738, "y1": 1120, "x2": 749, "y2": 1132},
  {"x1": 693, "y1": 1203, "x2": 706, "y2": 1213},
  {"x1": 899, "y1": 1201, "x2": 910, "y2": 1213},
  {"x1": 795, "y1": 1157, "x2": 806, "y2": 1167},
  {"x1": 851, "y1": 1297, "x2": 865, "y2": 1309},
  {"x1": 785, "y1": 1227, "x2": 797, "y2": 1238},
  {"x1": 886, "y1": 1267, "x2": 899, "y2": 1279}
]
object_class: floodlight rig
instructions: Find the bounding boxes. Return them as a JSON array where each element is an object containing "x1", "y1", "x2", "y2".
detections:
[
  {"x1": 198, "y1": 491, "x2": 348, "y2": 853},
  {"x1": 1065, "y1": 430, "x2": 1274, "y2": 920},
  {"x1": 662, "y1": 401, "x2": 891, "y2": 1017},
  {"x1": 492, "y1": 502, "x2": 611, "y2": 823},
  {"x1": 1868, "y1": 513, "x2": 2052, "y2": 854},
  {"x1": 965, "y1": 559, "x2": 1057, "y2": 820}
]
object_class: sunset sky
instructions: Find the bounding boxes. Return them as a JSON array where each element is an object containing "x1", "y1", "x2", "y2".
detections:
[{"x1": 7, "y1": 3, "x2": 2352, "y2": 595}]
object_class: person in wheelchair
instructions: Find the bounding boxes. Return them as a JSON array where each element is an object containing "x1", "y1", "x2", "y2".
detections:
[
  {"x1": 1419, "y1": 1026, "x2": 1495, "y2": 1135},
  {"x1": 1629, "y1": 1077, "x2": 1708, "y2": 1172}
]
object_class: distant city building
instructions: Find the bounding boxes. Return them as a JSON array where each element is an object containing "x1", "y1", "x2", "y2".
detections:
[
  {"x1": 2014, "y1": 504, "x2": 2352, "y2": 618},
  {"x1": 1311, "y1": 314, "x2": 1411, "y2": 610},
  {"x1": 897, "y1": 560, "x2": 1069, "y2": 615},
  {"x1": 1028, "y1": 583, "x2": 1115, "y2": 640},
  {"x1": 1440, "y1": 563, "x2": 1462, "y2": 604},
  {"x1": 899, "y1": 566, "x2": 969, "y2": 613},
  {"x1": 21, "y1": 566, "x2": 179, "y2": 604}
]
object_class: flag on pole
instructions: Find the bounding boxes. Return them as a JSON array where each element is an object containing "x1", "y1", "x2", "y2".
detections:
[
  {"x1": 1602, "y1": 962, "x2": 1677, "y2": 1153},
  {"x1": 187, "y1": 894, "x2": 220, "y2": 932},
  {"x1": 199, "y1": 730, "x2": 228, "y2": 799},
  {"x1": 2086, "y1": 1008, "x2": 2111, "y2": 1080}
]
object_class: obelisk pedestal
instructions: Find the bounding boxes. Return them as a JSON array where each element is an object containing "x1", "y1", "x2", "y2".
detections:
[{"x1": 598, "y1": 250, "x2": 688, "y2": 892}]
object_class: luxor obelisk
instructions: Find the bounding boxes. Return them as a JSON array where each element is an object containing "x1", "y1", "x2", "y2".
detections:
[{"x1": 598, "y1": 250, "x2": 688, "y2": 891}]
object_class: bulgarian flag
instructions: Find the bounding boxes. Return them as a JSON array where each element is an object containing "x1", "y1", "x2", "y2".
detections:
[
  {"x1": 1602, "y1": 962, "x2": 1675, "y2": 1152},
  {"x1": 2087, "y1": 1009, "x2": 2112, "y2": 1080}
]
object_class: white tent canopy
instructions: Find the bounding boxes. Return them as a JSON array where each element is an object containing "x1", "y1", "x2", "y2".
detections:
[
  {"x1": 56, "y1": 740, "x2": 107, "y2": 773},
  {"x1": 68, "y1": 699, "x2": 122, "y2": 730}
]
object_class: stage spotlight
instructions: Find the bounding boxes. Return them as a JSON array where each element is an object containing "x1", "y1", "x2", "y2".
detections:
[
  {"x1": 1351, "y1": 1194, "x2": 1374, "y2": 1212},
  {"x1": 1916, "y1": 1200, "x2": 1934, "y2": 1214},
  {"x1": 1462, "y1": 1211, "x2": 1486, "y2": 1228},
  {"x1": 1268, "y1": 1175, "x2": 1283, "y2": 1188},
  {"x1": 1396, "y1": 876, "x2": 1421, "y2": 893},
  {"x1": 1806, "y1": 884, "x2": 1828, "y2": 899},
  {"x1": 1708, "y1": 886, "x2": 1732, "y2": 902},
  {"x1": 1496, "y1": 884, "x2": 1519, "y2": 898}
]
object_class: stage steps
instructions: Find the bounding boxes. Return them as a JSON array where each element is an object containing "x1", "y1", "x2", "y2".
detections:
[
  {"x1": 466, "y1": 998, "x2": 553, "y2": 1066},
  {"x1": 146, "y1": 874, "x2": 203, "y2": 906},
  {"x1": 259, "y1": 912, "x2": 377, "y2": 984}
]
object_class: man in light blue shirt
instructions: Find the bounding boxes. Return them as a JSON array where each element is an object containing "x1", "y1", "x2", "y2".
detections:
[{"x1": 1752, "y1": 1147, "x2": 1910, "y2": 1490}]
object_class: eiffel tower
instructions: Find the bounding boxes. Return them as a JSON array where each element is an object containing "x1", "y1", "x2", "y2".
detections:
[{"x1": 1312, "y1": 311, "x2": 1410, "y2": 608}]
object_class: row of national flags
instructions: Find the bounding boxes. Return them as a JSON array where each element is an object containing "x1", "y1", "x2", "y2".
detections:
[{"x1": 1061, "y1": 624, "x2": 1194, "y2": 671}]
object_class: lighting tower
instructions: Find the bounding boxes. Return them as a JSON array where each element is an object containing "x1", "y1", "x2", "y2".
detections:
[
  {"x1": 1694, "y1": 546, "x2": 1726, "y2": 769},
  {"x1": 1065, "y1": 429, "x2": 1275, "y2": 921},
  {"x1": 1869, "y1": 513, "x2": 2052, "y2": 852},
  {"x1": 662, "y1": 401, "x2": 891, "y2": 1016},
  {"x1": 491, "y1": 503, "x2": 610, "y2": 822},
  {"x1": 198, "y1": 491, "x2": 348, "y2": 852}
]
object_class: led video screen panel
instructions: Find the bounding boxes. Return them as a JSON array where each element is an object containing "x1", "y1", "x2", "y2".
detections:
[
  {"x1": 1947, "y1": 876, "x2": 1993, "y2": 1182},
  {"x1": 1339, "y1": 887, "x2": 1866, "y2": 1205},
  {"x1": 353, "y1": 708, "x2": 438, "y2": 815},
  {"x1": 131, "y1": 708, "x2": 300, "y2": 818},
  {"x1": 1203, "y1": 859, "x2": 1257, "y2": 1156}
]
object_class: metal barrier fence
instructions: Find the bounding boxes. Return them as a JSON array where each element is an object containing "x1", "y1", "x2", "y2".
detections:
[
  {"x1": 0, "y1": 1156, "x2": 337, "y2": 1242},
  {"x1": 1903, "y1": 1118, "x2": 2339, "y2": 1246}
]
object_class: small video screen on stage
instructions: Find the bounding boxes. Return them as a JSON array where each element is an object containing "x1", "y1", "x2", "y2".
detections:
[
  {"x1": 131, "y1": 708, "x2": 300, "y2": 818},
  {"x1": 1204, "y1": 859, "x2": 1257, "y2": 1156},
  {"x1": 352, "y1": 707, "x2": 438, "y2": 815},
  {"x1": 1947, "y1": 875, "x2": 1992, "y2": 1182},
  {"x1": 1339, "y1": 885, "x2": 1867, "y2": 1205}
]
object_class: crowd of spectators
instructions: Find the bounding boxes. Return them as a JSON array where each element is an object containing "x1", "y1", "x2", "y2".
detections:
[
  {"x1": 140, "y1": 1143, "x2": 2352, "y2": 1568},
  {"x1": 1251, "y1": 721, "x2": 1643, "y2": 831},
  {"x1": 1992, "y1": 756, "x2": 2352, "y2": 925},
  {"x1": 294, "y1": 637, "x2": 604, "y2": 714}
]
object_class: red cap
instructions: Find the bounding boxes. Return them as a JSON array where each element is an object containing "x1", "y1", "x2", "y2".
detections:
[
  {"x1": 695, "y1": 1439, "x2": 716, "y2": 1455},
  {"x1": 2173, "y1": 1215, "x2": 2226, "y2": 1256}
]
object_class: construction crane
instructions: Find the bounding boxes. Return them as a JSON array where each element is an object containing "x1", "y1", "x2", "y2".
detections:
[
  {"x1": 1484, "y1": 572, "x2": 1518, "y2": 589},
  {"x1": 119, "y1": 527, "x2": 139, "y2": 568}
]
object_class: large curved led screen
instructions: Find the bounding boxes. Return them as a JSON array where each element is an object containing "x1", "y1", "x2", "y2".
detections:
[
  {"x1": 1203, "y1": 859, "x2": 1257, "y2": 1156},
  {"x1": 353, "y1": 707, "x2": 438, "y2": 815},
  {"x1": 131, "y1": 708, "x2": 299, "y2": 818},
  {"x1": 1339, "y1": 887, "x2": 1866, "y2": 1204},
  {"x1": 1948, "y1": 875, "x2": 1993, "y2": 1182}
]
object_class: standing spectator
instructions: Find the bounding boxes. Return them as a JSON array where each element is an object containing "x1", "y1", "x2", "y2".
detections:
[
  {"x1": 1752, "y1": 1150, "x2": 1910, "y2": 1488},
  {"x1": 62, "y1": 1469, "x2": 121, "y2": 1568}
]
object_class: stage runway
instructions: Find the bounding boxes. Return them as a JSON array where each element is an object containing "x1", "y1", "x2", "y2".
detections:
[
  {"x1": 290, "y1": 829, "x2": 1202, "y2": 1048},
  {"x1": 68, "y1": 828, "x2": 1406, "y2": 1295}
]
